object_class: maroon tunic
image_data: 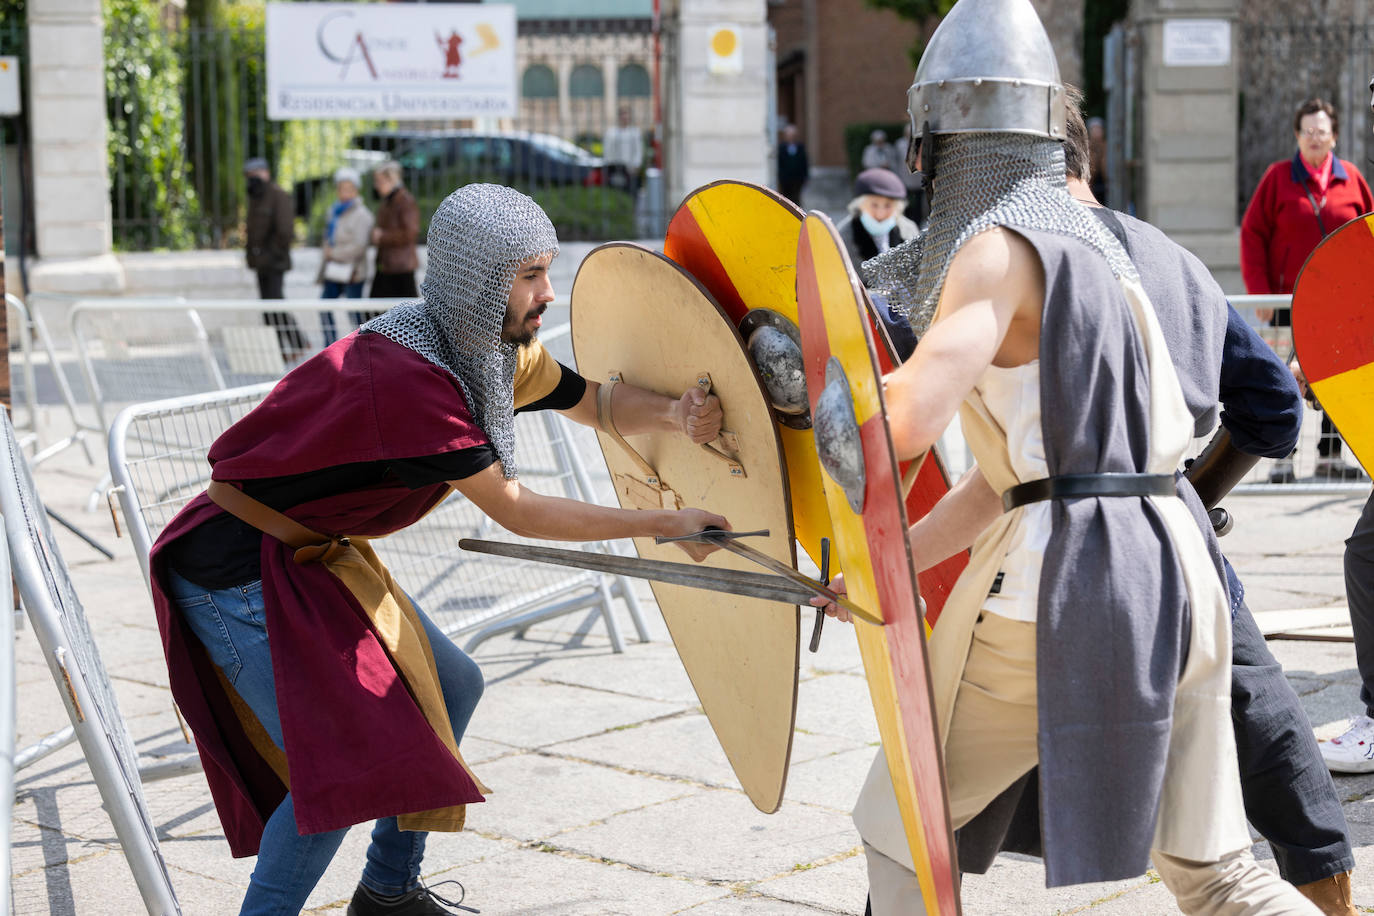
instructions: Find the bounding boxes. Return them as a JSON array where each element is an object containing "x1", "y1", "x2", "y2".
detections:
[{"x1": 150, "y1": 332, "x2": 491, "y2": 856}]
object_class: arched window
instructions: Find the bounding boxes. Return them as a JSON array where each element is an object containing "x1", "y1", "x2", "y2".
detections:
[
  {"x1": 617, "y1": 63, "x2": 651, "y2": 98},
  {"x1": 569, "y1": 64, "x2": 605, "y2": 99},
  {"x1": 521, "y1": 64, "x2": 557, "y2": 99}
]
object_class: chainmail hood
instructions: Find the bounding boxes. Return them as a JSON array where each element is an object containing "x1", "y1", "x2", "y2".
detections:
[
  {"x1": 863, "y1": 132, "x2": 1137, "y2": 335},
  {"x1": 362, "y1": 184, "x2": 559, "y2": 478}
]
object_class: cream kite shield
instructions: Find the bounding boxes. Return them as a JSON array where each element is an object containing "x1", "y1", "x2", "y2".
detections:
[{"x1": 571, "y1": 242, "x2": 800, "y2": 813}]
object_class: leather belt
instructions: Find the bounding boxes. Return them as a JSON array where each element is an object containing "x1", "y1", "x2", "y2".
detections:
[
  {"x1": 1001, "y1": 473, "x2": 1176, "y2": 512},
  {"x1": 207, "y1": 480, "x2": 354, "y2": 566}
]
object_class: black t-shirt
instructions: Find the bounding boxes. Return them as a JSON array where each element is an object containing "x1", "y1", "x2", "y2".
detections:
[{"x1": 167, "y1": 362, "x2": 587, "y2": 589}]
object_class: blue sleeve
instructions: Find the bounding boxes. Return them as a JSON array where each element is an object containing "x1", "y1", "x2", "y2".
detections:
[
  {"x1": 1218, "y1": 303, "x2": 1303, "y2": 458},
  {"x1": 867, "y1": 292, "x2": 918, "y2": 362}
]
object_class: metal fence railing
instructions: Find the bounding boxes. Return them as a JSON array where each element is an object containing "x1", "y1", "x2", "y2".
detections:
[
  {"x1": 7, "y1": 293, "x2": 93, "y2": 466},
  {"x1": 1199, "y1": 293, "x2": 1369, "y2": 493},
  {"x1": 1, "y1": 410, "x2": 181, "y2": 915},
  {"x1": 103, "y1": 15, "x2": 661, "y2": 253},
  {"x1": 106, "y1": 362, "x2": 649, "y2": 653}
]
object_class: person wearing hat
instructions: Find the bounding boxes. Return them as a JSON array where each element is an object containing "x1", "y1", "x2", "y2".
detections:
[
  {"x1": 244, "y1": 157, "x2": 306, "y2": 358},
  {"x1": 318, "y1": 166, "x2": 375, "y2": 343},
  {"x1": 835, "y1": 167, "x2": 919, "y2": 269}
]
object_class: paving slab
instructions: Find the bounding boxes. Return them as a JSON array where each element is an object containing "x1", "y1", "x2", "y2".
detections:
[
  {"x1": 554, "y1": 711, "x2": 865, "y2": 792},
  {"x1": 554, "y1": 789, "x2": 858, "y2": 883},
  {"x1": 463, "y1": 680, "x2": 689, "y2": 749},
  {"x1": 751, "y1": 849, "x2": 868, "y2": 912},
  {"x1": 793, "y1": 672, "x2": 881, "y2": 745},
  {"x1": 415, "y1": 843, "x2": 729, "y2": 916},
  {"x1": 465, "y1": 751, "x2": 695, "y2": 842}
]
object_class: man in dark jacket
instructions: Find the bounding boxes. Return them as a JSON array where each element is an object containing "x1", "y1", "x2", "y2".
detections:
[
  {"x1": 244, "y1": 157, "x2": 305, "y2": 357},
  {"x1": 776, "y1": 125, "x2": 809, "y2": 207}
]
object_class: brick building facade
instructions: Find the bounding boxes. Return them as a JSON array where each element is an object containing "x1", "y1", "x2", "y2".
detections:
[{"x1": 768, "y1": 0, "x2": 1085, "y2": 171}]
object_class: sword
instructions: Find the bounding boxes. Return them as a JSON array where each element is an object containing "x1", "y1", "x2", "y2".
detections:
[{"x1": 458, "y1": 537, "x2": 881, "y2": 626}]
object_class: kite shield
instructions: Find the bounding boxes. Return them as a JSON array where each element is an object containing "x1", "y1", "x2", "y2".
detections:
[
  {"x1": 570, "y1": 242, "x2": 799, "y2": 813},
  {"x1": 796, "y1": 212, "x2": 960, "y2": 914},
  {"x1": 1292, "y1": 213, "x2": 1374, "y2": 476},
  {"x1": 665, "y1": 179, "x2": 967, "y2": 625}
]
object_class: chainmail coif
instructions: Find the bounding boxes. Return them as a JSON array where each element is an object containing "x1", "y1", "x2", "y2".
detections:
[
  {"x1": 362, "y1": 184, "x2": 559, "y2": 479},
  {"x1": 864, "y1": 133, "x2": 1137, "y2": 336}
]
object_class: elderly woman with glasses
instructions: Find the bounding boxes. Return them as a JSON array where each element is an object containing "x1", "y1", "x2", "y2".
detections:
[{"x1": 1241, "y1": 98, "x2": 1373, "y2": 482}]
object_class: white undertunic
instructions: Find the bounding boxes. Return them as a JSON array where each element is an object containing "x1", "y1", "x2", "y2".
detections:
[{"x1": 975, "y1": 360, "x2": 1049, "y2": 623}]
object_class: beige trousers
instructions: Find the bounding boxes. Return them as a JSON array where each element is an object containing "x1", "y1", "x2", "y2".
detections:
[{"x1": 865, "y1": 613, "x2": 1318, "y2": 916}]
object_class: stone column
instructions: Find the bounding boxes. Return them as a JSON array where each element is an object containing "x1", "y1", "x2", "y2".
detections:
[
  {"x1": 27, "y1": 0, "x2": 113, "y2": 262},
  {"x1": 665, "y1": 0, "x2": 768, "y2": 211},
  {"x1": 1131, "y1": 0, "x2": 1242, "y2": 291},
  {"x1": 603, "y1": 54, "x2": 619, "y2": 126}
]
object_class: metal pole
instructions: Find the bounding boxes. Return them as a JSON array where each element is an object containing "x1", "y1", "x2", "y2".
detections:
[{"x1": 1, "y1": 125, "x2": 9, "y2": 411}]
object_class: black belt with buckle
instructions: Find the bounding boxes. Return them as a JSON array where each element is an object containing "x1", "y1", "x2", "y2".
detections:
[{"x1": 1001, "y1": 473, "x2": 1177, "y2": 512}]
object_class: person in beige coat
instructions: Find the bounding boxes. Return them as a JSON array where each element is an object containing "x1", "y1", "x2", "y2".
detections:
[{"x1": 318, "y1": 166, "x2": 375, "y2": 343}]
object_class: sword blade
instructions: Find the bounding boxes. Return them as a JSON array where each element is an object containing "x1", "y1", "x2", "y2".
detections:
[
  {"x1": 711, "y1": 537, "x2": 885, "y2": 626},
  {"x1": 459, "y1": 538, "x2": 821, "y2": 606}
]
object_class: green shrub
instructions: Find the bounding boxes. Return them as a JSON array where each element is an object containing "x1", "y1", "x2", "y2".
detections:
[
  {"x1": 306, "y1": 174, "x2": 636, "y2": 247},
  {"x1": 105, "y1": 0, "x2": 198, "y2": 250}
]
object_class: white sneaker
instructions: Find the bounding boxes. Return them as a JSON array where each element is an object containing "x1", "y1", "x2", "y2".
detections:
[{"x1": 1320, "y1": 715, "x2": 1374, "y2": 774}]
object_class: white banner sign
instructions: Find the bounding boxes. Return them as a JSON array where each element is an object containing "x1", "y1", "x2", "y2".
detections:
[{"x1": 266, "y1": 3, "x2": 517, "y2": 121}]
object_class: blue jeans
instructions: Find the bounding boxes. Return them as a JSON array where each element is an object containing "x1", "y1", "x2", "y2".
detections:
[
  {"x1": 320, "y1": 280, "x2": 364, "y2": 344},
  {"x1": 165, "y1": 570, "x2": 484, "y2": 916}
]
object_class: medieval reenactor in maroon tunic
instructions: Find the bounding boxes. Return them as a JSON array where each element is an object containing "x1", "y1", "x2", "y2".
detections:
[{"x1": 151, "y1": 184, "x2": 728, "y2": 914}]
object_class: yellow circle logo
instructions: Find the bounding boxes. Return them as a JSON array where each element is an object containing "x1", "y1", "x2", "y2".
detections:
[{"x1": 711, "y1": 29, "x2": 737, "y2": 58}]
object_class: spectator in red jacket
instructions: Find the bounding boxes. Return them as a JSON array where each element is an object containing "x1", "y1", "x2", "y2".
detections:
[{"x1": 1240, "y1": 98, "x2": 1373, "y2": 481}]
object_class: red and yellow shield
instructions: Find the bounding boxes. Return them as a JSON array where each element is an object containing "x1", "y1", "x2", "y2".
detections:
[
  {"x1": 796, "y1": 212, "x2": 960, "y2": 914},
  {"x1": 1292, "y1": 212, "x2": 1374, "y2": 475},
  {"x1": 665, "y1": 180, "x2": 967, "y2": 623}
]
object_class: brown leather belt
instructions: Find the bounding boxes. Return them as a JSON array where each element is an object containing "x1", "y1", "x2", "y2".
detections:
[{"x1": 207, "y1": 480, "x2": 354, "y2": 566}]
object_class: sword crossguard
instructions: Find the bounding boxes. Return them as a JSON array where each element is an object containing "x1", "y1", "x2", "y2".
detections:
[{"x1": 808, "y1": 538, "x2": 831, "y2": 653}]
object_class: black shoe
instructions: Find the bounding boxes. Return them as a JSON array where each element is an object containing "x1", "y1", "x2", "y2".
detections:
[{"x1": 347, "y1": 880, "x2": 474, "y2": 915}]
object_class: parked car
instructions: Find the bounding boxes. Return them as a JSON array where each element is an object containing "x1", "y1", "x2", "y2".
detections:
[{"x1": 294, "y1": 129, "x2": 605, "y2": 218}]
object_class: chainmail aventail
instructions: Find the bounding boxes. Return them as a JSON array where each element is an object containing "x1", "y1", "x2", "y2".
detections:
[{"x1": 361, "y1": 184, "x2": 559, "y2": 478}]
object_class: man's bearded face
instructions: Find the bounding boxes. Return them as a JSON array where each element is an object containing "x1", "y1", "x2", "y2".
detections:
[{"x1": 501, "y1": 254, "x2": 555, "y2": 346}]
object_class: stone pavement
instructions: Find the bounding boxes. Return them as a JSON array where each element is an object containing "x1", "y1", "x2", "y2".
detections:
[{"x1": 7, "y1": 412, "x2": 1374, "y2": 914}]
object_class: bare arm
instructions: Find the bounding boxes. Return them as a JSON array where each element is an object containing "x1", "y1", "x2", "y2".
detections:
[
  {"x1": 811, "y1": 465, "x2": 1002, "y2": 624},
  {"x1": 908, "y1": 465, "x2": 1002, "y2": 571},
  {"x1": 561, "y1": 379, "x2": 723, "y2": 445},
  {"x1": 450, "y1": 462, "x2": 729, "y2": 561},
  {"x1": 884, "y1": 227, "x2": 1043, "y2": 459}
]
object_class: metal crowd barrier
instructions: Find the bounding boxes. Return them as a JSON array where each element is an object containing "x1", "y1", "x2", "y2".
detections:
[
  {"x1": 106, "y1": 365, "x2": 650, "y2": 653},
  {"x1": 6, "y1": 293, "x2": 92, "y2": 466},
  {"x1": 68, "y1": 296, "x2": 413, "y2": 435},
  {"x1": 1, "y1": 411, "x2": 181, "y2": 915},
  {"x1": 0, "y1": 505, "x2": 13, "y2": 916}
]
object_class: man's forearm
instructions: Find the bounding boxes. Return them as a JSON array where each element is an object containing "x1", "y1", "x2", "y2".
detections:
[
  {"x1": 908, "y1": 465, "x2": 1002, "y2": 572},
  {"x1": 608, "y1": 382, "x2": 680, "y2": 436}
]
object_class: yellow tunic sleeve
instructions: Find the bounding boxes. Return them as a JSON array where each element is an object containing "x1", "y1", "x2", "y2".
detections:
[{"x1": 512, "y1": 340, "x2": 564, "y2": 410}]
